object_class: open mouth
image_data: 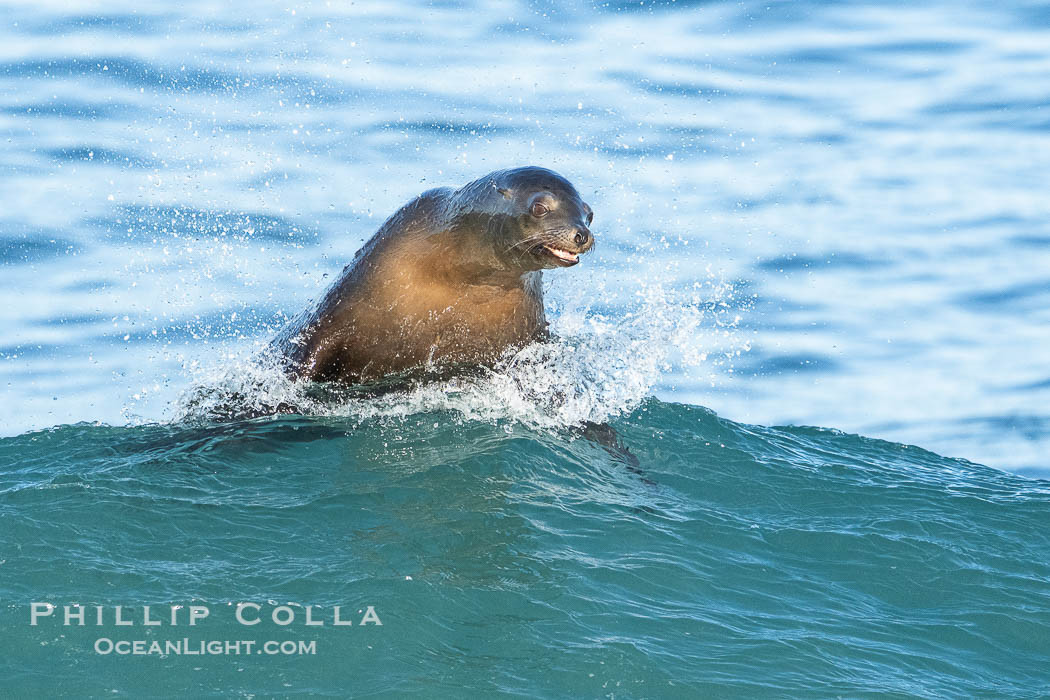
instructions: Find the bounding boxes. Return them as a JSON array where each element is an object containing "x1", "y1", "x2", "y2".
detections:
[{"x1": 534, "y1": 244, "x2": 580, "y2": 267}]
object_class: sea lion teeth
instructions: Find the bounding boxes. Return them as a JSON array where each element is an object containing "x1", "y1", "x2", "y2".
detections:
[{"x1": 545, "y1": 246, "x2": 578, "y2": 262}]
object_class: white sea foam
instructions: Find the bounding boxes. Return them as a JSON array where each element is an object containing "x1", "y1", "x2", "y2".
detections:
[{"x1": 170, "y1": 267, "x2": 750, "y2": 429}]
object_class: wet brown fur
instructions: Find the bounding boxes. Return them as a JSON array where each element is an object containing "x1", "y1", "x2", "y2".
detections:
[{"x1": 274, "y1": 167, "x2": 594, "y2": 384}]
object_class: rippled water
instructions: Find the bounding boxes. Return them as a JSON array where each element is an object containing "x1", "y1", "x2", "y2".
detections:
[
  {"x1": 4, "y1": 403, "x2": 1050, "y2": 697},
  {"x1": 2, "y1": 0, "x2": 1049, "y2": 472},
  {"x1": 3, "y1": 0, "x2": 1050, "y2": 696}
]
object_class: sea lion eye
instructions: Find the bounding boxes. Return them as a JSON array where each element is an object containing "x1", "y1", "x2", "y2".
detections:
[
  {"x1": 530, "y1": 201, "x2": 549, "y2": 218},
  {"x1": 586, "y1": 210, "x2": 594, "y2": 225}
]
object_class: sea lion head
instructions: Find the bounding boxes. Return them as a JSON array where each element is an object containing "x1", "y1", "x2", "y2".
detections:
[{"x1": 491, "y1": 166, "x2": 595, "y2": 271}]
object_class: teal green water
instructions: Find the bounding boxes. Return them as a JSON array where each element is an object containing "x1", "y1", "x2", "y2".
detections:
[{"x1": 3, "y1": 400, "x2": 1048, "y2": 697}]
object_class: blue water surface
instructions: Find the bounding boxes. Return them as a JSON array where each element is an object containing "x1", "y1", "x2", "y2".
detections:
[
  {"x1": 1, "y1": 0, "x2": 1048, "y2": 472},
  {"x1": 3, "y1": 403, "x2": 1050, "y2": 697},
  {"x1": 2, "y1": 0, "x2": 1050, "y2": 696}
]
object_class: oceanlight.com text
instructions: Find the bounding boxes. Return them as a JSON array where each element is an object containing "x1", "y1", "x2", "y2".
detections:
[{"x1": 94, "y1": 638, "x2": 317, "y2": 656}]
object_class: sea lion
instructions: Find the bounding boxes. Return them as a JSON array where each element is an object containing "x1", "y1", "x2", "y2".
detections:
[{"x1": 273, "y1": 166, "x2": 595, "y2": 384}]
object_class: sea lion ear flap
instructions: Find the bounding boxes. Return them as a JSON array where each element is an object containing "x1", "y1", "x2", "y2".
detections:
[{"x1": 493, "y1": 183, "x2": 512, "y2": 199}]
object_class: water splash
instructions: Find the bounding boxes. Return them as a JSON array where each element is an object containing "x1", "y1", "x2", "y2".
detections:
[{"x1": 171, "y1": 275, "x2": 749, "y2": 430}]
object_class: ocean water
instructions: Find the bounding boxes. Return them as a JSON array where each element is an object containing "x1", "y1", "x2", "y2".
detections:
[
  {"x1": 4, "y1": 404, "x2": 1050, "y2": 697},
  {"x1": 2, "y1": 0, "x2": 1050, "y2": 696}
]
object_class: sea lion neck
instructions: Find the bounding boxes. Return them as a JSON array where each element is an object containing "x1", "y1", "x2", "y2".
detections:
[
  {"x1": 435, "y1": 208, "x2": 524, "y2": 282},
  {"x1": 417, "y1": 224, "x2": 540, "y2": 290}
]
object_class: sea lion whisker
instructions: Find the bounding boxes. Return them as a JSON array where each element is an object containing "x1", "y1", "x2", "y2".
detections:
[
  {"x1": 506, "y1": 228, "x2": 577, "y2": 254},
  {"x1": 505, "y1": 234, "x2": 548, "y2": 253}
]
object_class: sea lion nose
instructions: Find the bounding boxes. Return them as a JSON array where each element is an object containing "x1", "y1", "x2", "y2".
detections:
[{"x1": 573, "y1": 228, "x2": 590, "y2": 247}]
